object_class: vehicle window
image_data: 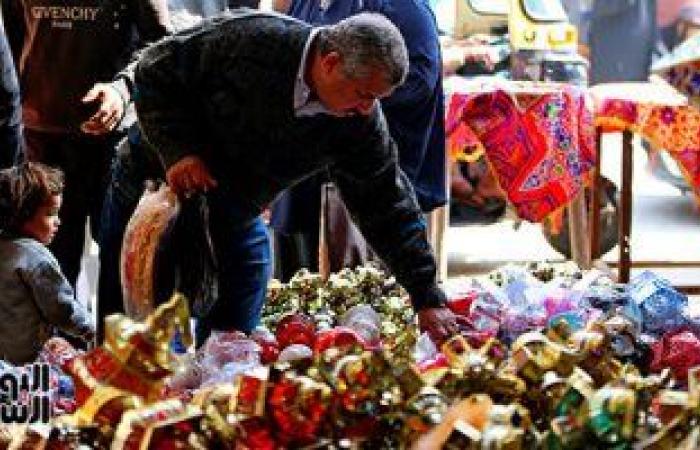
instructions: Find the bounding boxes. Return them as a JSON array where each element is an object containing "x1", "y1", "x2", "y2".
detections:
[
  {"x1": 522, "y1": 0, "x2": 568, "y2": 21},
  {"x1": 467, "y1": 0, "x2": 509, "y2": 15}
]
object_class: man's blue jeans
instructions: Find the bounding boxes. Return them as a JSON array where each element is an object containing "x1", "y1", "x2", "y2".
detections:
[
  {"x1": 195, "y1": 188, "x2": 271, "y2": 343},
  {"x1": 100, "y1": 127, "x2": 271, "y2": 344}
]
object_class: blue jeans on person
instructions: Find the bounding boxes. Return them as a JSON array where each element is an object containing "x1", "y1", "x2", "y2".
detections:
[
  {"x1": 100, "y1": 127, "x2": 271, "y2": 344},
  {"x1": 195, "y1": 188, "x2": 272, "y2": 344}
]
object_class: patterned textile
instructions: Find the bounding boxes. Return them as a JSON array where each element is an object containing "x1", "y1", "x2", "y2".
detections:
[
  {"x1": 662, "y1": 61, "x2": 700, "y2": 104},
  {"x1": 653, "y1": 34, "x2": 700, "y2": 104},
  {"x1": 596, "y1": 98, "x2": 700, "y2": 200},
  {"x1": 447, "y1": 87, "x2": 596, "y2": 222}
]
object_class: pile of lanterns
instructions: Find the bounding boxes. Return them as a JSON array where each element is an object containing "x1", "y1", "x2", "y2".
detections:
[{"x1": 2, "y1": 264, "x2": 700, "y2": 448}]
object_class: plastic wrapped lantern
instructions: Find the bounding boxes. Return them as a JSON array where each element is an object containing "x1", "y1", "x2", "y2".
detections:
[{"x1": 120, "y1": 185, "x2": 218, "y2": 320}]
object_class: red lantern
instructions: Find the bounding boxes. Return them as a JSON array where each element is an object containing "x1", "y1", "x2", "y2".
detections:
[
  {"x1": 255, "y1": 336, "x2": 281, "y2": 364},
  {"x1": 275, "y1": 314, "x2": 316, "y2": 349},
  {"x1": 314, "y1": 327, "x2": 367, "y2": 355}
]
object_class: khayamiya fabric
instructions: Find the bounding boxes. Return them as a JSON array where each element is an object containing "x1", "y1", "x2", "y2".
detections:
[
  {"x1": 662, "y1": 61, "x2": 700, "y2": 104},
  {"x1": 447, "y1": 87, "x2": 595, "y2": 222},
  {"x1": 596, "y1": 98, "x2": 700, "y2": 201}
]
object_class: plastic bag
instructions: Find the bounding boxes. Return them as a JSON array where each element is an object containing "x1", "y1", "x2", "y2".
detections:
[
  {"x1": 340, "y1": 304, "x2": 381, "y2": 346},
  {"x1": 168, "y1": 331, "x2": 262, "y2": 391},
  {"x1": 121, "y1": 184, "x2": 219, "y2": 319},
  {"x1": 629, "y1": 271, "x2": 688, "y2": 336},
  {"x1": 121, "y1": 184, "x2": 180, "y2": 319}
]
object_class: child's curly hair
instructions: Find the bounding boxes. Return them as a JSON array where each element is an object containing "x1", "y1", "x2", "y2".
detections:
[{"x1": 0, "y1": 162, "x2": 64, "y2": 234}]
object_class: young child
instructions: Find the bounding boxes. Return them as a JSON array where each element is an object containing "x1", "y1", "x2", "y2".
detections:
[{"x1": 0, "y1": 162, "x2": 95, "y2": 364}]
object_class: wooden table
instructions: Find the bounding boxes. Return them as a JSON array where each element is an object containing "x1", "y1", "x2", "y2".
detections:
[
  {"x1": 589, "y1": 82, "x2": 695, "y2": 282},
  {"x1": 446, "y1": 78, "x2": 594, "y2": 269}
]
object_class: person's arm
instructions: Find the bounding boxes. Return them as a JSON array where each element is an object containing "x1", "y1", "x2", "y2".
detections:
[
  {"x1": 0, "y1": 12, "x2": 23, "y2": 167},
  {"x1": 331, "y1": 110, "x2": 460, "y2": 342},
  {"x1": 134, "y1": 38, "x2": 208, "y2": 170},
  {"x1": 20, "y1": 259, "x2": 95, "y2": 341},
  {"x1": 331, "y1": 110, "x2": 443, "y2": 309},
  {"x1": 0, "y1": 0, "x2": 24, "y2": 68},
  {"x1": 133, "y1": 26, "x2": 227, "y2": 196},
  {"x1": 111, "y1": 0, "x2": 171, "y2": 104},
  {"x1": 81, "y1": 0, "x2": 171, "y2": 135},
  {"x1": 380, "y1": 1, "x2": 440, "y2": 112},
  {"x1": 134, "y1": 0, "x2": 171, "y2": 42}
]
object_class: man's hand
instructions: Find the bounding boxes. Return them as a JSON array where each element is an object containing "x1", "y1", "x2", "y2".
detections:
[
  {"x1": 80, "y1": 83, "x2": 126, "y2": 135},
  {"x1": 417, "y1": 307, "x2": 465, "y2": 345},
  {"x1": 166, "y1": 155, "x2": 218, "y2": 197}
]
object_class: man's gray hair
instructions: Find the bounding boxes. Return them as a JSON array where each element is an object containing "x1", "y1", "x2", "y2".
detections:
[{"x1": 317, "y1": 12, "x2": 408, "y2": 86}]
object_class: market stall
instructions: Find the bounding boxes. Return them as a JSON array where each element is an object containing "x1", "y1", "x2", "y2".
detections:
[
  {"x1": 590, "y1": 82, "x2": 696, "y2": 282},
  {"x1": 2, "y1": 263, "x2": 700, "y2": 448},
  {"x1": 446, "y1": 77, "x2": 700, "y2": 282},
  {"x1": 446, "y1": 77, "x2": 596, "y2": 270}
]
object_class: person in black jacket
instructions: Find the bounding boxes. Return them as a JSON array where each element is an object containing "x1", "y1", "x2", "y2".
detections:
[
  {"x1": 1, "y1": 0, "x2": 170, "y2": 296},
  {"x1": 0, "y1": 14, "x2": 22, "y2": 167},
  {"x1": 133, "y1": 10, "x2": 462, "y2": 344},
  {"x1": 98, "y1": 0, "x2": 263, "y2": 341},
  {"x1": 270, "y1": 0, "x2": 447, "y2": 282}
]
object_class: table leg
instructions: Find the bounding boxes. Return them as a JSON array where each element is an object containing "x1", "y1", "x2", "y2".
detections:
[
  {"x1": 590, "y1": 128, "x2": 602, "y2": 261},
  {"x1": 619, "y1": 130, "x2": 634, "y2": 283},
  {"x1": 568, "y1": 190, "x2": 592, "y2": 269},
  {"x1": 318, "y1": 183, "x2": 331, "y2": 281},
  {"x1": 427, "y1": 206, "x2": 448, "y2": 282}
]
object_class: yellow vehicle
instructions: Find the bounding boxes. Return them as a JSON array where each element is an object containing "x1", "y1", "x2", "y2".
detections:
[
  {"x1": 449, "y1": 0, "x2": 508, "y2": 37},
  {"x1": 435, "y1": 0, "x2": 586, "y2": 84},
  {"x1": 443, "y1": 0, "x2": 618, "y2": 259},
  {"x1": 438, "y1": 0, "x2": 575, "y2": 46},
  {"x1": 508, "y1": 0, "x2": 577, "y2": 53},
  {"x1": 508, "y1": 0, "x2": 587, "y2": 85}
]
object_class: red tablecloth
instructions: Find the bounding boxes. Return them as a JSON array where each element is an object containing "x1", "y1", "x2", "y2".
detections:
[
  {"x1": 447, "y1": 84, "x2": 595, "y2": 222},
  {"x1": 447, "y1": 80, "x2": 700, "y2": 222},
  {"x1": 595, "y1": 97, "x2": 700, "y2": 200}
]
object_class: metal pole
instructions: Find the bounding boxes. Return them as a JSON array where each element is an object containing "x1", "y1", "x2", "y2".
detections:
[{"x1": 589, "y1": 128, "x2": 602, "y2": 261}]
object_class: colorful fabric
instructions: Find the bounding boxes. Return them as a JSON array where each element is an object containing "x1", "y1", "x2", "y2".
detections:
[
  {"x1": 653, "y1": 33, "x2": 700, "y2": 102},
  {"x1": 447, "y1": 87, "x2": 596, "y2": 222},
  {"x1": 596, "y1": 98, "x2": 700, "y2": 199},
  {"x1": 660, "y1": 61, "x2": 700, "y2": 104}
]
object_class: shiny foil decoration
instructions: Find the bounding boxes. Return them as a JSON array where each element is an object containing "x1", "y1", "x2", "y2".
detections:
[
  {"x1": 267, "y1": 373, "x2": 331, "y2": 445},
  {"x1": 651, "y1": 327, "x2": 700, "y2": 384},
  {"x1": 275, "y1": 313, "x2": 316, "y2": 349}
]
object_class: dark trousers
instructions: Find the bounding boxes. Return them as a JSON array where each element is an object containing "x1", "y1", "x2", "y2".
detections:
[
  {"x1": 99, "y1": 129, "x2": 163, "y2": 339},
  {"x1": 0, "y1": 123, "x2": 22, "y2": 167},
  {"x1": 0, "y1": 22, "x2": 22, "y2": 167},
  {"x1": 274, "y1": 231, "x2": 318, "y2": 282},
  {"x1": 24, "y1": 129, "x2": 116, "y2": 286},
  {"x1": 273, "y1": 183, "x2": 376, "y2": 282}
]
